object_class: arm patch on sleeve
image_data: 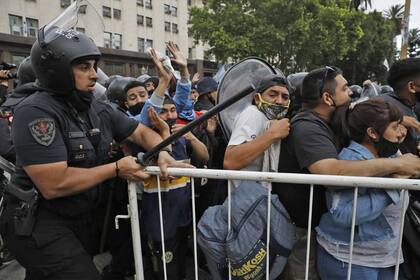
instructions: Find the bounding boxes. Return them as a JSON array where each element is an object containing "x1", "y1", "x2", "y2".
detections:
[{"x1": 28, "y1": 118, "x2": 56, "y2": 146}]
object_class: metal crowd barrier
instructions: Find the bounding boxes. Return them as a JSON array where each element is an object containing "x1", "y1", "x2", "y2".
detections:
[{"x1": 118, "y1": 167, "x2": 420, "y2": 280}]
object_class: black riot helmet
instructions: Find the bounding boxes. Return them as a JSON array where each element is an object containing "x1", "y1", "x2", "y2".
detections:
[
  {"x1": 31, "y1": 28, "x2": 101, "y2": 95},
  {"x1": 349, "y1": 85, "x2": 362, "y2": 101},
  {"x1": 287, "y1": 72, "x2": 307, "y2": 118},
  {"x1": 381, "y1": 85, "x2": 394, "y2": 95},
  {"x1": 106, "y1": 77, "x2": 145, "y2": 108},
  {"x1": 104, "y1": 75, "x2": 123, "y2": 89},
  {"x1": 16, "y1": 56, "x2": 36, "y2": 87}
]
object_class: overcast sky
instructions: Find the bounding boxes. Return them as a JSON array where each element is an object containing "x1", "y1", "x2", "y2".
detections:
[{"x1": 371, "y1": 0, "x2": 420, "y2": 29}]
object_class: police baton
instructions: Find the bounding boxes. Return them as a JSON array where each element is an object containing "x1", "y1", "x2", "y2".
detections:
[
  {"x1": 0, "y1": 155, "x2": 14, "y2": 175},
  {"x1": 137, "y1": 85, "x2": 255, "y2": 165}
]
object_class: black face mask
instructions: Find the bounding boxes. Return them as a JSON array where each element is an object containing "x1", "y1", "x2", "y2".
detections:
[
  {"x1": 68, "y1": 90, "x2": 93, "y2": 112},
  {"x1": 374, "y1": 137, "x2": 399, "y2": 158},
  {"x1": 127, "y1": 102, "x2": 145, "y2": 116},
  {"x1": 0, "y1": 88, "x2": 7, "y2": 106},
  {"x1": 415, "y1": 92, "x2": 420, "y2": 103},
  {"x1": 165, "y1": 118, "x2": 177, "y2": 128}
]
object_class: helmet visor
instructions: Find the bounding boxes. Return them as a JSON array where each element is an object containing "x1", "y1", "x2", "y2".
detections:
[{"x1": 39, "y1": 0, "x2": 104, "y2": 45}]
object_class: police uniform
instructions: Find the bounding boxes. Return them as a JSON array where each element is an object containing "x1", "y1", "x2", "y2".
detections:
[
  {"x1": 0, "y1": 23, "x2": 139, "y2": 279},
  {"x1": 0, "y1": 90, "x2": 138, "y2": 279}
]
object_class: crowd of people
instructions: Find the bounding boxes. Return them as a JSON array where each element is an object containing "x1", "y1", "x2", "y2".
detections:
[{"x1": 1, "y1": 13, "x2": 420, "y2": 280}]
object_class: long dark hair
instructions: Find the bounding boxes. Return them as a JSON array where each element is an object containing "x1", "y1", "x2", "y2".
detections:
[{"x1": 332, "y1": 98, "x2": 403, "y2": 147}]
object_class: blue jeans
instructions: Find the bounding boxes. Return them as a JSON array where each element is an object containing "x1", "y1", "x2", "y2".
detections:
[{"x1": 317, "y1": 246, "x2": 395, "y2": 280}]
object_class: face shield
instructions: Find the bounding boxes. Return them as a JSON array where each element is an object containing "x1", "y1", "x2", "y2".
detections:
[{"x1": 38, "y1": 0, "x2": 104, "y2": 47}]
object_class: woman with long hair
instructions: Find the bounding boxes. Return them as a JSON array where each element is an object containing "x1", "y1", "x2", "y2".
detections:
[{"x1": 316, "y1": 98, "x2": 408, "y2": 279}]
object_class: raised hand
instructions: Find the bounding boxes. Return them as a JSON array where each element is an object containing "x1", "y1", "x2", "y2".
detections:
[
  {"x1": 167, "y1": 41, "x2": 189, "y2": 77},
  {"x1": 150, "y1": 48, "x2": 172, "y2": 83}
]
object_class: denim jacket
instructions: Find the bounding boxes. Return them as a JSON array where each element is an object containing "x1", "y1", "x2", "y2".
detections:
[{"x1": 316, "y1": 141, "x2": 400, "y2": 244}]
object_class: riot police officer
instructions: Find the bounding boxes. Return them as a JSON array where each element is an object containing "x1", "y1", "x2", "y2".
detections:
[{"x1": 0, "y1": 25, "x2": 187, "y2": 279}]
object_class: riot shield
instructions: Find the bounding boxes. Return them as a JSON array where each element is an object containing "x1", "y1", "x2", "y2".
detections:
[
  {"x1": 96, "y1": 68, "x2": 109, "y2": 87},
  {"x1": 217, "y1": 57, "x2": 276, "y2": 141}
]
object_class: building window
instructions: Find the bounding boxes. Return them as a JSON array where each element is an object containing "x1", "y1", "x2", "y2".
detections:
[
  {"x1": 104, "y1": 32, "x2": 112, "y2": 48},
  {"x1": 11, "y1": 54, "x2": 27, "y2": 66},
  {"x1": 171, "y1": 6, "x2": 177, "y2": 17},
  {"x1": 145, "y1": 39, "x2": 153, "y2": 49},
  {"x1": 113, "y1": 9, "x2": 121, "y2": 19},
  {"x1": 103, "y1": 6, "x2": 111, "y2": 18},
  {"x1": 145, "y1": 0, "x2": 152, "y2": 9},
  {"x1": 188, "y1": 48, "x2": 192, "y2": 59},
  {"x1": 164, "y1": 4, "x2": 171, "y2": 15},
  {"x1": 113, "y1": 33, "x2": 122, "y2": 49},
  {"x1": 137, "y1": 0, "x2": 144, "y2": 7},
  {"x1": 104, "y1": 62, "x2": 125, "y2": 75},
  {"x1": 76, "y1": 27, "x2": 85, "y2": 33},
  {"x1": 137, "y1": 15, "x2": 144, "y2": 25},
  {"x1": 138, "y1": 37, "x2": 145, "y2": 52},
  {"x1": 9, "y1": 14, "x2": 23, "y2": 36},
  {"x1": 164, "y1": 21, "x2": 171, "y2": 32},
  {"x1": 26, "y1": 18, "x2": 38, "y2": 37},
  {"x1": 78, "y1": 4, "x2": 87, "y2": 14},
  {"x1": 60, "y1": 0, "x2": 71, "y2": 8},
  {"x1": 172, "y1": 23, "x2": 178, "y2": 34},
  {"x1": 146, "y1": 17, "x2": 152, "y2": 27}
]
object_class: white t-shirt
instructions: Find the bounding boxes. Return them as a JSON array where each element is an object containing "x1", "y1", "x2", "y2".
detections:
[
  {"x1": 228, "y1": 105, "x2": 281, "y2": 188},
  {"x1": 228, "y1": 105, "x2": 268, "y2": 172}
]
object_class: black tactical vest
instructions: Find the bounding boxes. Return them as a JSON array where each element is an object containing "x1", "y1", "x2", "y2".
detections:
[{"x1": 13, "y1": 91, "x2": 114, "y2": 217}]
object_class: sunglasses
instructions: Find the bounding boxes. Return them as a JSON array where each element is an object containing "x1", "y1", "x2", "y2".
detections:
[{"x1": 319, "y1": 66, "x2": 337, "y2": 97}]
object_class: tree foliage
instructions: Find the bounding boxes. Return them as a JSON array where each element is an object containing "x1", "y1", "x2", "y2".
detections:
[
  {"x1": 189, "y1": 0, "x2": 397, "y2": 84},
  {"x1": 384, "y1": 4, "x2": 404, "y2": 35}
]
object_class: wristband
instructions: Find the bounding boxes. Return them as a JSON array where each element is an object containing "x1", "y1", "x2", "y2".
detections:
[{"x1": 115, "y1": 160, "x2": 120, "y2": 177}]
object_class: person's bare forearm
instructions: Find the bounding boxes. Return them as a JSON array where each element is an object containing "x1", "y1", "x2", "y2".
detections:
[
  {"x1": 179, "y1": 65, "x2": 189, "y2": 79},
  {"x1": 25, "y1": 162, "x2": 116, "y2": 199},
  {"x1": 337, "y1": 158, "x2": 402, "y2": 177},
  {"x1": 224, "y1": 133, "x2": 276, "y2": 170},
  {"x1": 310, "y1": 157, "x2": 403, "y2": 177},
  {"x1": 128, "y1": 123, "x2": 165, "y2": 151},
  {"x1": 189, "y1": 137, "x2": 209, "y2": 162}
]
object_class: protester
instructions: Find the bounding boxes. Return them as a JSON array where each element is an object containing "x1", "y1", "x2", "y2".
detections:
[
  {"x1": 381, "y1": 58, "x2": 420, "y2": 154},
  {"x1": 317, "y1": 98, "x2": 408, "y2": 280},
  {"x1": 106, "y1": 77, "x2": 148, "y2": 117},
  {"x1": 275, "y1": 66, "x2": 420, "y2": 280},
  {"x1": 194, "y1": 76, "x2": 218, "y2": 111},
  {"x1": 224, "y1": 74, "x2": 290, "y2": 188}
]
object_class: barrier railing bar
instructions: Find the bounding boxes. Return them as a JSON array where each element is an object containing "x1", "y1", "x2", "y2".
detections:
[
  {"x1": 156, "y1": 175, "x2": 168, "y2": 280},
  {"x1": 191, "y1": 178, "x2": 199, "y2": 280},
  {"x1": 347, "y1": 187, "x2": 359, "y2": 280},
  {"x1": 228, "y1": 179, "x2": 232, "y2": 280},
  {"x1": 127, "y1": 181, "x2": 145, "y2": 280},
  {"x1": 394, "y1": 189, "x2": 408, "y2": 280},
  {"x1": 305, "y1": 184, "x2": 314, "y2": 280},
  {"x1": 136, "y1": 168, "x2": 420, "y2": 280},
  {"x1": 266, "y1": 185, "x2": 272, "y2": 280},
  {"x1": 144, "y1": 168, "x2": 420, "y2": 191}
]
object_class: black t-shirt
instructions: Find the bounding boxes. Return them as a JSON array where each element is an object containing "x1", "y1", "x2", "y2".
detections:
[{"x1": 274, "y1": 111, "x2": 336, "y2": 228}]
